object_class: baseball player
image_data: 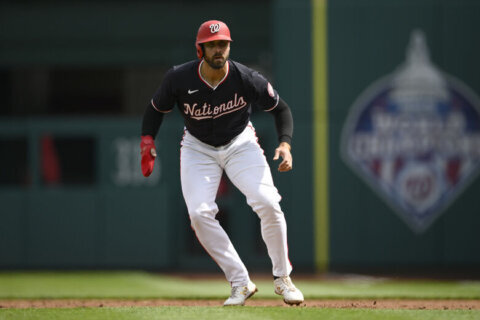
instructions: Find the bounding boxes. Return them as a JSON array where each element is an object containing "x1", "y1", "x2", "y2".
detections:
[{"x1": 140, "y1": 20, "x2": 304, "y2": 306}]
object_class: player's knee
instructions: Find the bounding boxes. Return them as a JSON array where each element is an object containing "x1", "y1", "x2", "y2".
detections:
[
  {"x1": 188, "y1": 203, "x2": 217, "y2": 226},
  {"x1": 248, "y1": 194, "x2": 282, "y2": 218},
  {"x1": 188, "y1": 210, "x2": 202, "y2": 226}
]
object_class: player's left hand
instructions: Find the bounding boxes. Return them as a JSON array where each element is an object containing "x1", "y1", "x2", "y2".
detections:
[{"x1": 273, "y1": 142, "x2": 293, "y2": 172}]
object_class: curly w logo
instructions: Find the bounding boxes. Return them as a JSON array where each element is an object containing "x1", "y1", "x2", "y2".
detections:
[{"x1": 209, "y1": 23, "x2": 220, "y2": 33}]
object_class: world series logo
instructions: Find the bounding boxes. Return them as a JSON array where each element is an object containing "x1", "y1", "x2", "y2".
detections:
[{"x1": 341, "y1": 30, "x2": 480, "y2": 233}]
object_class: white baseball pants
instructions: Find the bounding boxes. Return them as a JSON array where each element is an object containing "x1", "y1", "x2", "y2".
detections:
[{"x1": 180, "y1": 123, "x2": 292, "y2": 287}]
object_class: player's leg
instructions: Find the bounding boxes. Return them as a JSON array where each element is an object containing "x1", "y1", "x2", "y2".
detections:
[
  {"x1": 224, "y1": 125, "x2": 304, "y2": 305},
  {"x1": 180, "y1": 132, "x2": 250, "y2": 287},
  {"x1": 223, "y1": 125, "x2": 292, "y2": 277}
]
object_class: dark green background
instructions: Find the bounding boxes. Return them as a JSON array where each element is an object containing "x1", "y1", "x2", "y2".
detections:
[
  {"x1": 1, "y1": 0, "x2": 479, "y2": 274},
  {"x1": 328, "y1": 0, "x2": 480, "y2": 272}
]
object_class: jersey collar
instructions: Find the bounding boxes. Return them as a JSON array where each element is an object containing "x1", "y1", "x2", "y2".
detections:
[{"x1": 197, "y1": 59, "x2": 230, "y2": 90}]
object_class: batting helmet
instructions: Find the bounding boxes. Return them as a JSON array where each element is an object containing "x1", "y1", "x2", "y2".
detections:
[{"x1": 196, "y1": 20, "x2": 232, "y2": 59}]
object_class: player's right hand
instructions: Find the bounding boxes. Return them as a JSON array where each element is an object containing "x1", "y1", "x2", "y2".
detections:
[
  {"x1": 140, "y1": 135, "x2": 157, "y2": 177},
  {"x1": 273, "y1": 142, "x2": 293, "y2": 172}
]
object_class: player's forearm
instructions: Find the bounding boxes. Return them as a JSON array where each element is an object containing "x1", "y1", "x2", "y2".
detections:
[
  {"x1": 269, "y1": 97, "x2": 293, "y2": 145},
  {"x1": 141, "y1": 103, "x2": 164, "y2": 138}
]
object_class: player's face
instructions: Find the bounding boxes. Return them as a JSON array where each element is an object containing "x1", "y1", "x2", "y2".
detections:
[{"x1": 203, "y1": 40, "x2": 230, "y2": 69}]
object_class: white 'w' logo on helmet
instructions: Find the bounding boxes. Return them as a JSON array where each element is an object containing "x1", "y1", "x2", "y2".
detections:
[{"x1": 209, "y1": 23, "x2": 220, "y2": 33}]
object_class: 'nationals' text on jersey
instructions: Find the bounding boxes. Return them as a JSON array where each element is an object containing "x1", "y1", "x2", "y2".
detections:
[{"x1": 151, "y1": 59, "x2": 279, "y2": 146}]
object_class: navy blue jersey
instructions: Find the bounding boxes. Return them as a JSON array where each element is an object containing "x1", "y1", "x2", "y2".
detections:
[{"x1": 151, "y1": 59, "x2": 279, "y2": 147}]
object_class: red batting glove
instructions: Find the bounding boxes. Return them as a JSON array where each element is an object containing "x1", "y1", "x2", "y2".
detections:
[{"x1": 140, "y1": 135, "x2": 157, "y2": 177}]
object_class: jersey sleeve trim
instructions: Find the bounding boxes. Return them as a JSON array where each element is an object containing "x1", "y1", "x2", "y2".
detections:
[
  {"x1": 264, "y1": 94, "x2": 280, "y2": 112},
  {"x1": 151, "y1": 99, "x2": 173, "y2": 113}
]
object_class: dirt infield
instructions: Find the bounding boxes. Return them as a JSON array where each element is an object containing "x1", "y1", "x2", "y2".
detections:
[{"x1": 1, "y1": 299, "x2": 479, "y2": 309}]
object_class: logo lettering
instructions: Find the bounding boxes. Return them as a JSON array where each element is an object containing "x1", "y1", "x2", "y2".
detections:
[
  {"x1": 183, "y1": 93, "x2": 247, "y2": 120},
  {"x1": 209, "y1": 23, "x2": 220, "y2": 33}
]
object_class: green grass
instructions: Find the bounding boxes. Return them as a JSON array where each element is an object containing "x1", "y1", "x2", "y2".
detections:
[
  {"x1": 300, "y1": 277, "x2": 480, "y2": 299},
  {"x1": 0, "y1": 307, "x2": 479, "y2": 320},
  {"x1": 0, "y1": 271, "x2": 231, "y2": 299},
  {"x1": 0, "y1": 271, "x2": 479, "y2": 320},
  {"x1": 0, "y1": 271, "x2": 479, "y2": 299}
]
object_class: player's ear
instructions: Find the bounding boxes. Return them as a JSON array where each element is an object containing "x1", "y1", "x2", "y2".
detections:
[{"x1": 196, "y1": 44, "x2": 204, "y2": 59}]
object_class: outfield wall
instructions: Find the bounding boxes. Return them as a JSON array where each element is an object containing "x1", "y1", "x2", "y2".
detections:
[
  {"x1": 324, "y1": 0, "x2": 480, "y2": 273},
  {"x1": 0, "y1": 0, "x2": 479, "y2": 274}
]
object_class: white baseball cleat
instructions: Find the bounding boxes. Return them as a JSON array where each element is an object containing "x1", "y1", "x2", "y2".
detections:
[
  {"x1": 274, "y1": 276, "x2": 304, "y2": 305},
  {"x1": 223, "y1": 281, "x2": 258, "y2": 306}
]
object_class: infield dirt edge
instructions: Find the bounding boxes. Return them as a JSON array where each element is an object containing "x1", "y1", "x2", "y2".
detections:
[{"x1": 1, "y1": 299, "x2": 479, "y2": 309}]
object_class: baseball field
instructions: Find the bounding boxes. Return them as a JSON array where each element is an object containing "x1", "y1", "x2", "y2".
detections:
[{"x1": 0, "y1": 271, "x2": 479, "y2": 319}]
